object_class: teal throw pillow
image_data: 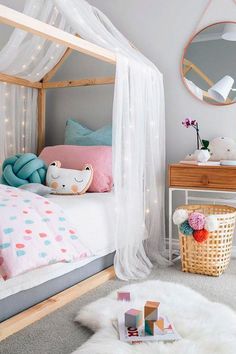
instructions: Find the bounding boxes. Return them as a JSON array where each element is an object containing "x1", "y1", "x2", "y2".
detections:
[{"x1": 64, "y1": 119, "x2": 112, "y2": 146}]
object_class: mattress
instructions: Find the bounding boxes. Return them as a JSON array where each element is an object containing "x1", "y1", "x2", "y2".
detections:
[{"x1": 0, "y1": 192, "x2": 115, "y2": 300}]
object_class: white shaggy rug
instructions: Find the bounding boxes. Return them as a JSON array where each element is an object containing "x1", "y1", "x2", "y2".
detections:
[{"x1": 73, "y1": 280, "x2": 236, "y2": 354}]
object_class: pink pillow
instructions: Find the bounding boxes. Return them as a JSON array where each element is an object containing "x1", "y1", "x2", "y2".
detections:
[{"x1": 39, "y1": 145, "x2": 113, "y2": 192}]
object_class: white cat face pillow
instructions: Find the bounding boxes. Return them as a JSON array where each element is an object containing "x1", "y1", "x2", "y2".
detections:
[{"x1": 46, "y1": 161, "x2": 93, "y2": 195}]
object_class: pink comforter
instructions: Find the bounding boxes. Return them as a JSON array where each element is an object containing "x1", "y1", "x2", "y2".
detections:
[{"x1": 0, "y1": 185, "x2": 92, "y2": 280}]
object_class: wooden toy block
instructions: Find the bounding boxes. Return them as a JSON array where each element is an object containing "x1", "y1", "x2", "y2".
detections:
[
  {"x1": 117, "y1": 291, "x2": 130, "y2": 301},
  {"x1": 125, "y1": 309, "x2": 142, "y2": 328},
  {"x1": 144, "y1": 301, "x2": 160, "y2": 321},
  {"x1": 145, "y1": 320, "x2": 155, "y2": 335},
  {"x1": 156, "y1": 317, "x2": 164, "y2": 332}
]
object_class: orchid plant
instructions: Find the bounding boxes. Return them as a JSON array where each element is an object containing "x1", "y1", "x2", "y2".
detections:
[{"x1": 182, "y1": 118, "x2": 209, "y2": 150}]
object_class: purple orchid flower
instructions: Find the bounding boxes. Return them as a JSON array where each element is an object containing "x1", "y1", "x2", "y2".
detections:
[
  {"x1": 182, "y1": 118, "x2": 202, "y2": 150},
  {"x1": 182, "y1": 118, "x2": 191, "y2": 128}
]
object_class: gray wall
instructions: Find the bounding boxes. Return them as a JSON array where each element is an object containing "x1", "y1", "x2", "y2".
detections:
[{"x1": 1, "y1": 0, "x2": 236, "y2": 243}]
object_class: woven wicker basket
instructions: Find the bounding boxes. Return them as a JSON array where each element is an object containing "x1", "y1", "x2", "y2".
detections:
[{"x1": 178, "y1": 204, "x2": 236, "y2": 276}]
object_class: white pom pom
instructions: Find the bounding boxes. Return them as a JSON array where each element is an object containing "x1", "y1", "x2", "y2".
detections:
[
  {"x1": 173, "y1": 209, "x2": 189, "y2": 225},
  {"x1": 204, "y1": 215, "x2": 219, "y2": 232}
]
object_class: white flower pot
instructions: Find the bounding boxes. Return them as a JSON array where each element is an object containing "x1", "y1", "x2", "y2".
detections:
[{"x1": 194, "y1": 149, "x2": 210, "y2": 163}]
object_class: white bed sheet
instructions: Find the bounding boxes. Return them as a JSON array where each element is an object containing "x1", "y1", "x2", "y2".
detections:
[
  {"x1": 47, "y1": 192, "x2": 115, "y2": 255},
  {"x1": 0, "y1": 192, "x2": 115, "y2": 300}
]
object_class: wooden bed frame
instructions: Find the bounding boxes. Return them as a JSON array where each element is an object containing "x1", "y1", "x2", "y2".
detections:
[{"x1": 0, "y1": 4, "x2": 116, "y2": 340}]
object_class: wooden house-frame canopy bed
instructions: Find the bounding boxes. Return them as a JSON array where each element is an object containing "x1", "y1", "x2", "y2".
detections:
[{"x1": 0, "y1": 0, "x2": 166, "y2": 340}]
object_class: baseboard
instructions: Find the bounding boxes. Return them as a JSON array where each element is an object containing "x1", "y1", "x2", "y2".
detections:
[
  {"x1": 0, "y1": 266, "x2": 115, "y2": 342},
  {"x1": 166, "y1": 238, "x2": 236, "y2": 259}
]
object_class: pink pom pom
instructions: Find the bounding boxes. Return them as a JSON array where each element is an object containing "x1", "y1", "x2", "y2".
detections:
[{"x1": 188, "y1": 212, "x2": 206, "y2": 230}]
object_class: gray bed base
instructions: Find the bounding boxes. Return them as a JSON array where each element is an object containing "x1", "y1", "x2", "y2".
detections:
[{"x1": 0, "y1": 252, "x2": 114, "y2": 322}]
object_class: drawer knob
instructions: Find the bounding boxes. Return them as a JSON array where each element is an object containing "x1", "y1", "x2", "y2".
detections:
[{"x1": 201, "y1": 174, "x2": 209, "y2": 185}]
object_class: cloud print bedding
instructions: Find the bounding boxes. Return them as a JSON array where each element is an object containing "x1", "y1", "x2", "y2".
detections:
[{"x1": 0, "y1": 185, "x2": 92, "y2": 280}]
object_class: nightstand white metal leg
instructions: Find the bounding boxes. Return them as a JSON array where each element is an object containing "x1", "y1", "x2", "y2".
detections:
[{"x1": 168, "y1": 188, "x2": 173, "y2": 261}]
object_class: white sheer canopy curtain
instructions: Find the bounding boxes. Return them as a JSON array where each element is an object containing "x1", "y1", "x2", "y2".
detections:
[
  {"x1": 0, "y1": 0, "x2": 73, "y2": 162},
  {"x1": 54, "y1": 0, "x2": 169, "y2": 280}
]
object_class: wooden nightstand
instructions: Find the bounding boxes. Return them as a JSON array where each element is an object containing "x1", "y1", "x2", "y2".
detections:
[{"x1": 168, "y1": 163, "x2": 236, "y2": 261}]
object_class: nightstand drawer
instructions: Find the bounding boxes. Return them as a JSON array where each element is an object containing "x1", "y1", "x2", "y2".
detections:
[{"x1": 169, "y1": 164, "x2": 236, "y2": 191}]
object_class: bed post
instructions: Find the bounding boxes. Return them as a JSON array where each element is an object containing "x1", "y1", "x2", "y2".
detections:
[{"x1": 37, "y1": 88, "x2": 46, "y2": 154}]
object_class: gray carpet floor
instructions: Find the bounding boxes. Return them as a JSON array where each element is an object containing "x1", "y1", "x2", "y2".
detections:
[{"x1": 1, "y1": 260, "x2": 236, "y2": 354}]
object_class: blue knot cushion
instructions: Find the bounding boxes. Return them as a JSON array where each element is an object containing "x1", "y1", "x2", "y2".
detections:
[
  {"x1": 64, "y1": 119, "x2": 112, "y2": 146},
  {"x1": 1, "y1": 153, "x2": 47, "y2": 187}
]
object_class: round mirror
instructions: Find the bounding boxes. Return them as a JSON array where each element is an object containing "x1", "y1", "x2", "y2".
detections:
[{"x1": 182, "y1": 22, "x2": 236, "y2": 105}]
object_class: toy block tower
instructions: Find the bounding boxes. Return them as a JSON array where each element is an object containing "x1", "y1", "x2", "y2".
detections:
[
  {"x1": 144, "y1": 301, "x2": 159, "y2": 321},
  {"x1": 125, "y1": 309, "x2": 143, "y2": 328},
  {"x1": 144, "y1": 301, "x2": 160, "y2": 335}
]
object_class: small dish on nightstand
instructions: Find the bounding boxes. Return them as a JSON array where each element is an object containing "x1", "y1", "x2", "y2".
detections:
[{"x1": 220, "y1": 160, "x2": 236, "y2": 166}]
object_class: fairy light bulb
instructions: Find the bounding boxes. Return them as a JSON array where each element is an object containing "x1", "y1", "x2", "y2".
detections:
[
  {"x1": 22, "y1": 121, "x2": 25, "y2": 126},
  {"x1": 56, "y1": 44, "x2": 60, "y2": 48},
  {"x1": 31, "y1": 56, "x2": 35, "y2": 61},
  {"x1": 154, "y1": 199, "x2": 158, "y2": 204},
  {"x1": 37, "y1": 45, "x2": 42, "y2": 50},
  {"x1": 22, "y1": 64, "x2": 27, "y2": 69},
  {"x1": 50, "y1": 56, "x2": 54, "y2": 60},
  {"x1": 146, "y1": 208, "x2": 150, "y2": 214},
  {"x1": 4, "y1": 118, "x2": 9, "y2": 123}
]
